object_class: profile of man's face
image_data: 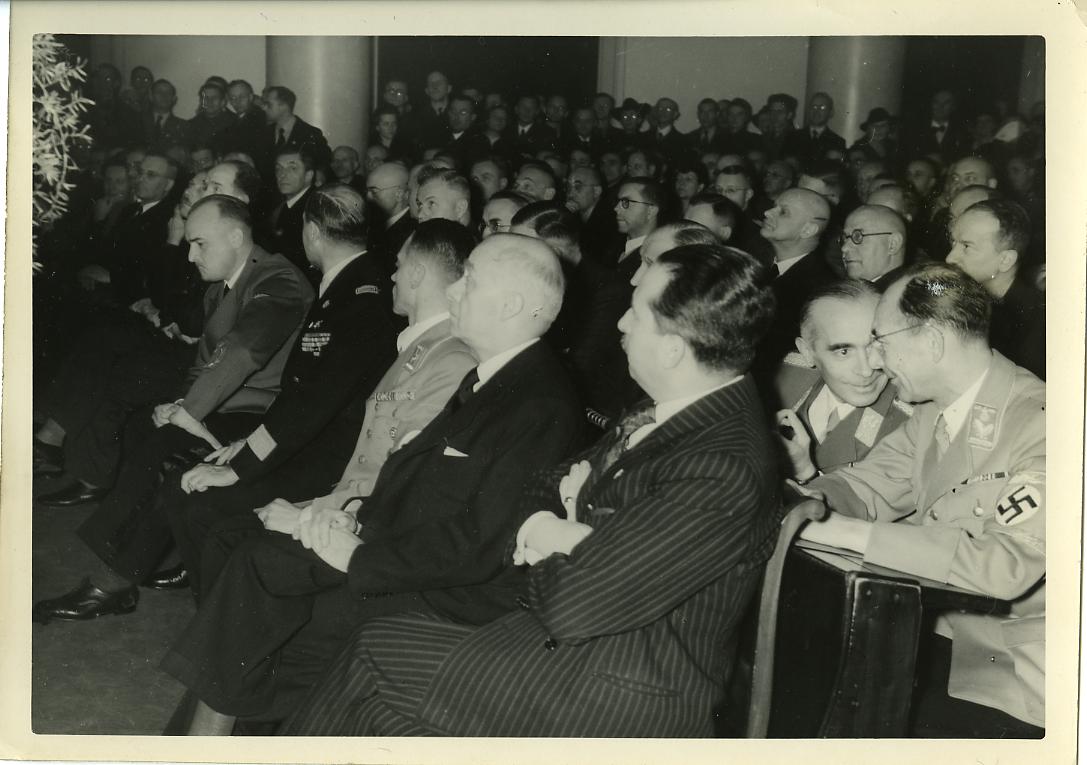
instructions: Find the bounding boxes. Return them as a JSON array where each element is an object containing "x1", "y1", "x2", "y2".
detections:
[
  {"x1": 946, "y1": 209, "x2": 1010, "y2": 283},
  {"x1": 800, "y1": 296, "x2": 886, "y2": 407},
  {"x1": 614, "y1": 183, "x2": 655, "y2": 237},
  {"x1": 617, "y1": 262, "x2": 670, "y2": 392},
  {"x1": 445, "y1": 243, "x2": 506, "y2": 348},
  {"x1": 513, "y1": 168, "x2": 554, "y2": 202},
  {"x1": 135, "y1": 156, "x2": 174, "y2": 203},
  {"x1": 205, "y1": 164, "x2": 244, "y2": 201},
  {"x1": 186, "y1": 205, "x2": 242, "y2": 283},
  {"x1": 714, "y1": 172, "x2": 752, "y2": 211}
]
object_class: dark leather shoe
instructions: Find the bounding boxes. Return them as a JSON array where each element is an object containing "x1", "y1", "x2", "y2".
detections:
[
  {"x1": 33, "y1": 578, "x2": 139, "y2": 623},
  {"x1": 37, "y1": 481, "x2": 108, "y2": 507},
  {"x1": 33, "y1": 439, "x2": 64, "y2": 475},
  {"x1": 144, "y1": 565, "x2": 190, "y2": 590}
]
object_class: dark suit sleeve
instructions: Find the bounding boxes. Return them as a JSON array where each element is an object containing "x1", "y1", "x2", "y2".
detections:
[
  {"x1": 526, "y1": 457, "x2": 767, "y2": 645},
  {"x1": 181, "y1": 267, "x2": 311, "y2": 421},
  {"x1": 345, "y1": 394, "x2": 579, "y2": 596},
  {"x1": 228, "y1": 291, "x2": 396, "y2": 480}
]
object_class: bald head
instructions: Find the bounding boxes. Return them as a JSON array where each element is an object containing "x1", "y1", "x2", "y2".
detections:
[
  {"x1": 841, "y1": 204, "x2": 907, "y2": 282},
  {"x1": 447, "y1": 233, "x2": 566, "y2": 357},
  {"x1": 761, "y1": 187, "x2": 830, "y2": 246},
  {"x1": 366, "y1": 162, "x2": 410, "y2": 216},
  {"x1": 949, "y1": 184, "x2": 999, "y2": 220},
  {"x1": 866, "y1": 185, "x2": 914, "y2": 220}
]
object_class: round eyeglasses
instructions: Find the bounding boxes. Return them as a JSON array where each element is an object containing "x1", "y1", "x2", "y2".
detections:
[{"x1": 839, "y1": 229, "x2": 893, "y2": 246}]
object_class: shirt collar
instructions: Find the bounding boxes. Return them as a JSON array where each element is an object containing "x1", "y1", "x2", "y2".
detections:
[
  {"x1": 224, "y1": 256, "x2": 249, "y2": 290},
  {"x1": 140, "y1": 200, "x2": 162, "y2": 214},
  {"x1": 940, "y1": 362, "x2": 991, "y2": 441},
  {"x1": 626, "y1": 375, "x2": 744, "y2": 450},
  {"x1": 775, "y1": 251, "x2": 808, "y2": 275},
  {"x1": 396, "y1": 311, "x2": 449, "y2": 353},
  {"x1": 318, "y1": 250, "x2": 365, "y2": 298},
  {"x1": 386, "y1": 206, "x2": 409, "y2": 229},
  {"x1": 622, "y1": 234, "x2": 647, "y2": 259},
  {"x1": 474, "y1": 338, "x2": 538, "y2": 391},
  {"x1": 657, "y1": 126, "x2": 673, "y2": 137},
  {"x1": 931, "y1": 120, "x2": 948, "y2": 129},
  {"x1": 808, "y1": 383, "x2": 856, "y2": 436},
  {"x1": 285, "y1": 186, "x2": 311, "y2": 209}
]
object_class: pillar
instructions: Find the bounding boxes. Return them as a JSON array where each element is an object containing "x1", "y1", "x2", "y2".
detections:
[
  {"x1": 266, "y1": 36, "x2": 372, "y2": 153},
  {"x1": 1018, "y1": 36, "x2": 1044, "y2": 115},
  {"x1": 596, "y1": 37, "x2": 627, "y2": 100},
  {"x1": 806, "y1": 37, "x2": 907, "y2": 145}
]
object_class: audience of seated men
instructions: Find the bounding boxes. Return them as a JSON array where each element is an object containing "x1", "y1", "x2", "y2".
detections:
[
  {"x1": 797, "y1": 263, "x2": 1045, "y2": 738},
  {"x1": 283, "y1": 243, "x2": 780, "y2": 737},
  {"x1": 31, "y1": 64, "x2": 1048, "y2": 741},
  {"x1": 34, "y1": 195, "x2": 314, "y2": 620},
  {"x1": 163, "y1": 233, "x2": 582, "y2": 733}
]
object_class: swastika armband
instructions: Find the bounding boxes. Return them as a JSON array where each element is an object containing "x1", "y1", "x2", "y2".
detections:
[{"x1": 995, "y1": 484, "x2": 1043, "y2": 526}]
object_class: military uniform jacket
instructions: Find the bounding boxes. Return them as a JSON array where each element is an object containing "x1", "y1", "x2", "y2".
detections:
[
  {"x1": 228, "y1": 253, "x2": 398, "y2": 481},
  {"x1": 775, "y1": 354, "x2": 912, "y2": 473},
  {"x1": 813, "y1": 351, "x2": 1045, "y2": 726},
  {"x1": 414, "y1": 376, "x2": 782, "y2": 737},
  {"x1": 180, "y1": 245, "x2": 313, "y2": 421},
  {"x1": 344, "y1": 341, "x2": 582, "y2": 625},
  {"x1": 309, "y1": 318, "x2": 475, "y2": 512}
]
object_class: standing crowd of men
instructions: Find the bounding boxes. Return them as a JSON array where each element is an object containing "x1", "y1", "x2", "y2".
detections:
[{"x1": 30, "y1": 60, "x2": 1046, "y2": 739}]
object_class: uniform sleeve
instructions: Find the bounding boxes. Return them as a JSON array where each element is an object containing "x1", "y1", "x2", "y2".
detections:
[
  {"x1": 866, "y1": 427, "x2": 1045, "y2": 601},
  {"x1": 229, "y1": 289, "x2": 396, "y2": 480},
  {"x1": 345, "y1": 394, "x2": 579, "y2": 596},
  {"x1": 812, "y1": 413, "x2": 920, "y2": 521},
  {"x1": 181, "y1": 268, "x2": 312, "y2": 421}
]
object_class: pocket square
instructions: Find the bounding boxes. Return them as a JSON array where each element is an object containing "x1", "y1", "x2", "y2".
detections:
[{"x1": 443, "y1": 446, "x2": 469, "y2": 458}]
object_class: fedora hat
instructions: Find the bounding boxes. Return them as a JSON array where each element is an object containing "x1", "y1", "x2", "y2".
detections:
[
  {"x1": 861, "y1": 107, "x2": 893, "y2": 131},
  {"x1": 612, "y1": 97, "x2": 651, "y2": 121}
]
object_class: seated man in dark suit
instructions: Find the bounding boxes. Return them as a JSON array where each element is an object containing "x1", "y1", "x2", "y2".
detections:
[
  {"x1": 947, "y1": 199, "x2": 1044, "y2": 379},
  {"x1": 284, "y1": 243, "x2": 781, "y2": 738},
  {"x1": 187, "y1": 82, "x2": 236, "y2": 154},
  {"x1": 839, "y1": 204, "x2": 910, "y2": 289},
  {"x1": 163, "y1": 233, "x2": 582, "y2": 734},
  {"x1": 443, "y1": 94, "x2": 491, "y2": 171},
  {"x1": 33, "y1": 195, "x2": 313, "y2": 622},
  {"x1": 142, "y1": 79, "x2": 190, "y2": 150},
  {"x1": 365, "y1": 161, "x2": 415, "y2": 279},
  {"x1": 262, "y1": 147, "x2": 317, "y2": 279},
  {"x1": 262, "y1": 85, "x2": 332, "y2": 172},
  {"x1": 784, "y1": 92, "x2": 847, "y2": 171},
  {"x1": 774, "y1": 280, "x2": 913, "y2": 476},
  {"x1": 328, "y1": 146, "x2": 367, "y2": 195},
  {"x1": 755, "y1": 187, "x2": 834, "y2": 378}
]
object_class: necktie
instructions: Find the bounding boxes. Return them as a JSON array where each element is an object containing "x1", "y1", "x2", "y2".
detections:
[
  {"x1": 934, "y1": 124, "x2": 947, "y2": 143},
  {"x1": 769, "y1": 262, "x2": 781, "y2": 278},
  {"x1": 450, "y1": 368, "x2": 480, "y2": 411},
  {"x1": 222, "y1": 284, "x2": 230, "y2": 295},
  {"x1": 933, "y1": 414, "x2": 951, "y2": 457},
  {"x1": 599, "y1": 404, "x2": 656, "y2": 473},
  {"x1": 277, "y1": 127, "x2": 286, "y2": 146},
  {"x1": 822, "y1": 407, "x2": 841, "y2": 441}
]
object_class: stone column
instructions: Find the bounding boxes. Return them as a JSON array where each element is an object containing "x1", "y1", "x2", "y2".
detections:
[
  {"x1": 266, "y1": 36, "x2": 372, "y2": 153},
  {"x1": 596, "y1": 37, "x2": 628, "y2": 100},
  {"x1": 806, "y1": 37, "x2": 907, "y2": 144}
]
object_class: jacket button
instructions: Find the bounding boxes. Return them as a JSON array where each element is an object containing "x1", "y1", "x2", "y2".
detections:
[
  {"x1": 928, "y1": 509, "x2": 939, "y2": 521},
  {"x1": 516, "y1": 595, "x2": 530, "y2": 610},
  {"x1": 543, "y1": 638, "x2": 557, "y2": 651},
  {"x1": 292, "y1": 376, "x2": 301, "y2": 384}
]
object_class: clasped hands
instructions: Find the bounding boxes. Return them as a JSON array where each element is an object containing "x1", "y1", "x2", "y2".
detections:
[
  {"x1": 254, "y1": 498, "x2": 361, "y2": 573},
  {"x1": 514, "y1": 460, "x2": 594, "y2": 566}
]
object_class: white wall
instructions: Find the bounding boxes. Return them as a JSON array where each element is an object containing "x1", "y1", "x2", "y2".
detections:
[
  {"x1": 88, "y1": 36, "x2": 267, "y2": 118},
  {"x1": 612, "y1": 37, "x2": 812, "y2": 133}
]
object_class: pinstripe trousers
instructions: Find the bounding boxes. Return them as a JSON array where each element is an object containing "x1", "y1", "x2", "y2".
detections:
[{"x1": 283, "y1": 612, "x2": 470, "y2": 736}]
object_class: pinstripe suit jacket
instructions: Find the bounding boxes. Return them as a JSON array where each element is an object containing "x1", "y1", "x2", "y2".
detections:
[{"x1": 405, "y1": 374, "x2": 781, "y2": 736}]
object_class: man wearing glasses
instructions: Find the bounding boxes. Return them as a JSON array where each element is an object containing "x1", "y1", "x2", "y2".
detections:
[
  {"x1": 798, "y1": 263, "x2": 1046, "y2": 738},
  {"x1": 479, "y1": 190, "x2": 530, "y2": 240},
  {"x1": 839, "y1": 204, "x2": 909, "y2": 289},
  {"x1": 611, "y1": 178, "x2": 663, "y2": 276},
  {"x1": 564, "y1": 166, "x2": 616, "y2": 260},
  {"x1": 365, "y1": 162, "x2": 414, "y2": 280}
]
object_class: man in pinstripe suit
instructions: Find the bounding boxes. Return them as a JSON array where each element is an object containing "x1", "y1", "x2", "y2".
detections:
[{"x1": 284, "y1": 243, "x2": 783, "y2": 737}]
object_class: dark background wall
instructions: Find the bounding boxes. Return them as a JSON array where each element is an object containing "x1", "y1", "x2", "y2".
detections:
[
  {"x1": 902, "y1": 36, "x2": 1032, "y2": 117},
  {"x1": 377, "y1": 36, "x2": 600, "y2": 107}
]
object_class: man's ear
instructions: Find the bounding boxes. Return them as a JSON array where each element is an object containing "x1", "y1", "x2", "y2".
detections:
[
  {"x1": 997, "y1": 248, "x2": 1019, "y2": 274},
  {"x1": 408, "y1": 261, "x2": 426, "y2": 290},
  {"x1": 719, "y1": 224, "x2": 733, "y2": 242},
  {"x1": 304, "y1": 169, "x2": 316, "y2": 187},
  {"x1": 658, "y1": 333, "x2": 686, "y2": 369},
  {"x1": 888, "y1": 232, "x2": 904, "y2": 257},
  {"x1": 543, "y1": 187, "x2": 556, "y2": 201},
  {"x1": 924, "y1": 324, "x2": 945, "y2": 363},
  {"x1": 796, "y1": 335, "x2": 816, "y2": 366},
  {"x1": 500, "y1": 291, "x2": 525, "y2": 321},
  {"x1": 455, "y1": 199, "x2": 470, "y2": 221},
  {"x1": 743, "y1": 188, "x2": 754, "y2": 207}
]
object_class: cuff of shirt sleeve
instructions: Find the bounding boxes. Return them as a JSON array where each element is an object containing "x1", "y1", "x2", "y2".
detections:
[
  {"x1": 246, "y1": 425, "x2": 277, "y2": 461},
  {"x1": 515, "y1": 511, "x2": 560, "y2": 565}
]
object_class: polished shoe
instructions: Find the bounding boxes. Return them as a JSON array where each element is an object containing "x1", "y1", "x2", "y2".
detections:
[
  {"x1": 33, "y1": 578, "x2": 139, "y2": 623},
  {"x1": 144, "y1": 565, "x2": 190, "y2": 590},
  {"x1": 32, "y1": 439, "x2": 64, "y2": 475},
  {"x1": 37, "y1": 481, "x2": 108, "y2": 507}
]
